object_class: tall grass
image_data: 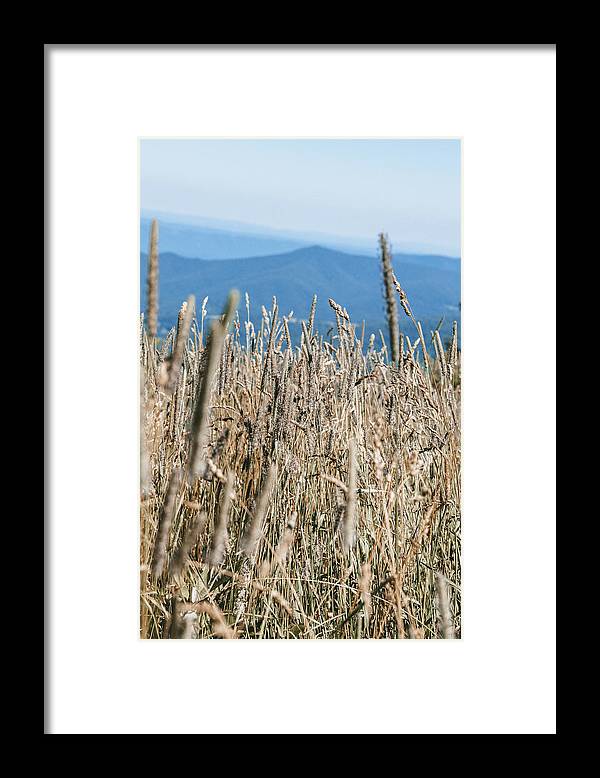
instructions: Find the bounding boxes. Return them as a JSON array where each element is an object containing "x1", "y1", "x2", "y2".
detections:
[{"x1": 140, "y1": 223, "x2": 461, "y2": 639}]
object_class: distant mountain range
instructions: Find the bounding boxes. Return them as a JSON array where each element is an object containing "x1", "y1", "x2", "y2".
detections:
[
  {"x1": 139, "y1": 242, "x2": 461, "y2": 350},
  {"x1": 140, "y1": 213, "x2": 447, "y2": 260},
  {"x1": 140, "y1": 215, "x2": 308, "y2": 260}
]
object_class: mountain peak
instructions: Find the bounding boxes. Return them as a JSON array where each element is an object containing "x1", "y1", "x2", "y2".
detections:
[{"x1": 288, "y1": 244, "x2": 362, "y2": 260}]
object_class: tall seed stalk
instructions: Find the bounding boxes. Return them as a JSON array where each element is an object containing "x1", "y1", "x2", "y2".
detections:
[
  {"x1": 379, "y1": 232, "x2": 399, "y2": 365},
  {"x1": 146, "y1": 219, "x2": 159, "y2": 339}
]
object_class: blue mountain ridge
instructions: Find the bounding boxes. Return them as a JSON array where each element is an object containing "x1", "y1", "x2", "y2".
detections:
[
  {"x1": 140, "y1": 244, "x2": 461, "y2": 351},
  {"x1": 140, "y1": 216, "x2": 308, "y2": 261}
]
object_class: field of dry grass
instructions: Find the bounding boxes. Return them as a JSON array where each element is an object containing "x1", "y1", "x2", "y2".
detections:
[{"x1": 140, "y1": 222, "x2": 461, "y2": 639}]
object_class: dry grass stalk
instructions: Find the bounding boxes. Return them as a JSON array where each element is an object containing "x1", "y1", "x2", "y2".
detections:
[
  {"x1": 359, "y1": 561, "x2": 372, "y2": 627},
  {"x1": 261, "y1": 300, "x2": 278, "y2": 390},
  {"x1": 187, "y1": 320, "x2": 224, "y2": 481},
  {"x1": 179, "y1": 611, "x2": 198, "y2": 639},
  {"x1": 391, "y1": 270, "x2": 413, "y2": 319},
  {"x1": 416, "y1": 320, "x2": 432, "y2": 379},
  {"x1": 241, "y1": 463, "x2": 277, "y2": 558},
  {"x1": 342, "y1": 439, "x2": 358, "y2": 553},
  {"x1": 146, "y1": 219, "x2": 159, "y2": 338},
  {"x1": 174, "y1": 599, "x2": 238, "y2": 639},
  {"x1": 283, "y1": 316, "x2": 292, "y2": 352},
  {"x1": 435, "y1": 572, "x2": 455, "y2": 639},
  {"x1": 168, "y1": 510, "x2": 208, "y2": 579},
  {"x1": 308, "y1": 294, "x2": 317, "y2": 336},
  {"x1": 450, "y1": 321, "x2": 458, "y2": 367},
  {"x1": 201, "y1": 601, "x2": 238, "y2": 639},
  {"x1": 166, "y1": 295, "x2": 195, "y2": 395},
  {"x1": 434, "y1": 329, "x2": 447, "y2": 380},
  {"x1": 379, "y1": 232, "x2": 399, "y2": 365},
  {"x1": 301, "y1": 321, "x2": 312, "y2": 359},
  {"x1": 187, "y1": 291, "x2": 239, "y2": 482},
  {"x1": 259, "y1": 511, "x2": 298, "y2": 578},
  {"x1": 140, "y1": 381, "x2": 152, "y2": 498},
  {"x1": 150, "y1": 467, "x2": 183, "y2": 579},
  {"x1": 206, "y1": 471, "x2": 235, "y2": 568}
]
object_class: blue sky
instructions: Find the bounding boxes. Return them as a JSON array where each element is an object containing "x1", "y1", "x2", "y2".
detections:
[{"x1": 140, "y1": 139, "x2": 461, "y2": 256}]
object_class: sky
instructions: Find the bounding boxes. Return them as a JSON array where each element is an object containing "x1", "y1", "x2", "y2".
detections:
[{"x1": 140, "y1": 139, "x2": 461, "y2": 256}]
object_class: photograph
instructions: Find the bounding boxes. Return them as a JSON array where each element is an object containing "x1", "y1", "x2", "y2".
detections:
[{"x1": 139, "y1": 138, "x2": 462, "y2": 639}]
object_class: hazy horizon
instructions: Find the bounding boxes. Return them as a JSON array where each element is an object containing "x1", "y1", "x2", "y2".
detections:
[{"x1": 140, "y1": 139, "x2": 461, "y2": 256}]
